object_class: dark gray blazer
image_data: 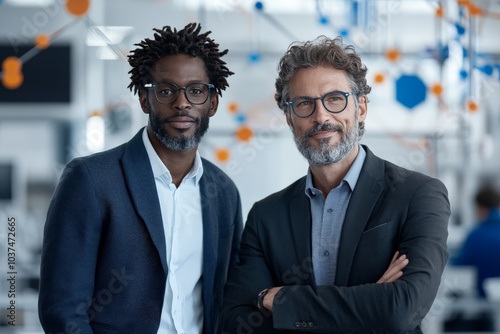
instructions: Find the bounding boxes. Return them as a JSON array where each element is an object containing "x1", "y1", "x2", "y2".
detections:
[
  {"x1": 222, "y1": 145, "x2": 450, "y2": 333},
  {"x1": 39, "y1": 128, "x2": 243, "y2": 334}
]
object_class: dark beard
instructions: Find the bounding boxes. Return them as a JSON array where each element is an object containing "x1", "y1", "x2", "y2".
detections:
[{"x1": 148, "y1": 101, "x2": 210, "y2": 151}]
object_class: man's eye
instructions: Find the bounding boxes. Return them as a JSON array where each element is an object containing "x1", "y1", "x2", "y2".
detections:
[
  {"x1": 325, "y1": 97, "x2": 339, "y2": 103},
  {"x1": 295, "y1": 100, "x2": 312, "y2": 108},
  {"x1": 189, "y1": 88, "x2": 203, "y2": 95},
  {"x1": 325, "y1": 94, "x2": 345, "y2": 103},
  {"x1": 159, "y1": 89, "x2": 174, "y2": 96}
]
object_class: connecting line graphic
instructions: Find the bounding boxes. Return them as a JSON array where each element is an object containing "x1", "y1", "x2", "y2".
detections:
[
  {"x1": 254, "y1": 2, "x2": 298, "y2": 42},
  {"x1": 0, "y1": 15, "x2": 127, "y2": 84},
  {"x1": 16, "y1": 18, "x2": 83, "y2": 66}
]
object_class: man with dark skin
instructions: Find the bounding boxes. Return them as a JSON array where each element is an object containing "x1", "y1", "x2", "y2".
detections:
[{"x1": 39, "y1": 23, "x2": 242, "y2": 334}]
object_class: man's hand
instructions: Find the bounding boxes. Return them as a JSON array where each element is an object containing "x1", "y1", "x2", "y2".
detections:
[
  {"x1": 263, "y1": 287, "x2": 282, "y2": 312},
  {"x1": 377, "y1": 251, "x2": 408, "y2": 283}
]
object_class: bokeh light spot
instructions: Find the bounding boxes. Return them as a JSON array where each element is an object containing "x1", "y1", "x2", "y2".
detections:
[
  {"x1": 339, "y1": 28, "x2": 349, "y2": 38},
  {"x1": 459, "y1": 69, "x2": 468, "y2": 79},
  {"x1": 319, "y1": 16, "x2": 329, "y2": 25},
  {"x1": 468, "y1": 4, "x2": 483, "y2": 16},
  {"x1": 236, "y1": 126, "x2": 253, "y2": 142},
  {"x1": 386, "y1": 48, "x2": 400, "y2": 62},
  {"x1": 227, "y1": 101, "x2": 239, "y2": 114},
  {"x1": 234, "y1": 113, "x2": 247, "y2": 124},
  {"x1": 435, "y1": 6, "x2": 444, "y2": 18},
  {"x1": 215, "y1": 148, "x2": 231, "y2": 163},
  {"x1": 2, "y1": 56, "x2": 22, "y2": 72},
  {"x1": 35, "y1": 33, "x2": 51, "y2": 49},
  {"x1": 248, "y1": 51, "x2": 261, "y2": 64},
  {"x1": 374, "y1": 73, "x2": 385, "y2": 84},
  {"x1": 65, "y1": 0, "x2": 90, "y2": 17},
  {"x1": 466, "y1": 100, "x2": 479, "y2": 113},
  {"x1": 2, "y1": 71, "x2": 24, "y2": 90},
  {"x1": 430, "y1": 83, "x2": 443, "y2": 96}
]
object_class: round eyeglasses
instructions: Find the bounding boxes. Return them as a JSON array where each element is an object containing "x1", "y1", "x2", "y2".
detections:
[
  {"x1": 286, "y1": 90, "x2": 357, "y2": 118},
  {"x1": 144, "y1": 82, "x2": 215, "y2": 105}
]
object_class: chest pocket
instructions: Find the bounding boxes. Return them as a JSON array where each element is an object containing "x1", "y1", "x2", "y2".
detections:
[{"x1": 359, "y1": 222, "x2": 390, "y2": 246}]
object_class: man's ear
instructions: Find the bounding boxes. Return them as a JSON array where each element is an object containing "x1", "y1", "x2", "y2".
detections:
[
  {"x1": 139, "y1": 91, "x2": 149, "y2": 114},
  {"x1": 358, "y1": 95, "x2": 368, "y2": 122},
  {"x1": 209, "y1": 94, "x2": 219, "y2": 117},
  {"x1": 285, "y1": 110, "x2": 293, "y2": 128}
]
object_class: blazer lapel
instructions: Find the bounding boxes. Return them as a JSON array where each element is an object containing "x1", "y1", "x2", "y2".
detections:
[
  {"x1": 199, "y1": 162, "x2": 218, "y2": 329},
  {"x1": 121, "y1": 129, "x2": 167, "y2": 273},
  {"x1": 335, "y1": 147, "x2": 384, "y2": 286},
  {"x1": 200, "y1": 167, "x2": 218, "y2": 283},
  {"x1": 288, "y1": 177, "x2": 316, "y2": 285}
]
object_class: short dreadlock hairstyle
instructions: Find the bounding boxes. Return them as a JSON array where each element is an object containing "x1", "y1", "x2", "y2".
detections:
[{"x1": 127, "y1": 22, "x2": 233, "y2": 96}]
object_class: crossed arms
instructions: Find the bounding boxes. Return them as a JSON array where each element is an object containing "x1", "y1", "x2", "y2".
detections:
[
  {"x1": 262, "y1": 252, "x2": 409, "y2": 312},
  {"x1": 222, "y1": 177, "x2": 450, "y2": 333}
]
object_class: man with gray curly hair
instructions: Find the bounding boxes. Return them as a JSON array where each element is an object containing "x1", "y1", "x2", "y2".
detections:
[{"x1": 222, "y1": 36, "x2": 450, "y2": 333}]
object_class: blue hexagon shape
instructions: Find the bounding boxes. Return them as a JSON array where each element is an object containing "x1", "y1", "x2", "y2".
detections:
[{"x1": 395, "y1": 74, "x2": 427, "y2": 110}]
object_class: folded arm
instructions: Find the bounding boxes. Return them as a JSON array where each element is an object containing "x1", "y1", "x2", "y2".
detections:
[{"x1": 263, "y1": 251, "x2": 409, "y2": 311}]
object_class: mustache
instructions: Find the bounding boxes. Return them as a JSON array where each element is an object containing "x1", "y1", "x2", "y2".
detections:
[
  {"x1": 164, "y1": 112, "x2": 197, "y2": 123},
  {"x1": 305, "y1": 123, "x2": 344, "y2": 138}
]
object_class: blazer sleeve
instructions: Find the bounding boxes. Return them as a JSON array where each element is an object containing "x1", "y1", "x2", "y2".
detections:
[
  {"x1": 38, "y1": 158, "x2": 103, "y2": 334},
  {"x1": 272, "y1": 177, "x2": 450, "y2": 332},
  {"x1": 221, "y1": 204, "x2": 279, "y2": 333}
]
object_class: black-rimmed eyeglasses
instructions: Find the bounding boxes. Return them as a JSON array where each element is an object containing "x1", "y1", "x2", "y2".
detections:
[
  {"x1": 144, "y1": 82, "x2": 215, "y2": 105},
  {"x1": 286, "y1": 90, "x2": 357, "y2": 118}
]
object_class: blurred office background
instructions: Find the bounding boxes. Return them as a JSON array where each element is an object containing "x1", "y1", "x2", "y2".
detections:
[{"x1": 1, "y1": 0, "x2": 500, "y2": 332}]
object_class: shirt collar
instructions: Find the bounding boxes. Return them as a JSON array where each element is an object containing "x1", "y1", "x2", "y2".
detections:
[
  {"x1": 305, "y1": 145, "x2": 366, "y2": 196},
  {"x1": 142, "y1": 127, "x2": 204, "y2": 185}
]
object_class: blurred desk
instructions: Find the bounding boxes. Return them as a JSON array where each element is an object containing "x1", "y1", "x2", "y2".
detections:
[
  {"x1": 426, "y1": 266, "x2": 500, "y2": 333},
  {"x1": 442, "y1": 297, "x2": 499, "y2": 332}
]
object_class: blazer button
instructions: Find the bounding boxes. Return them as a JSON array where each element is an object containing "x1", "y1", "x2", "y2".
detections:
[
  {"x1": 295, "y1": 322, "x2": 301, "y2": 328},
  {"x1": 301, "y1": 321, "x2": 307, "y2": 327},
  {"x1": 308, "y1": 322, "x2": 315, "y2": 327}
]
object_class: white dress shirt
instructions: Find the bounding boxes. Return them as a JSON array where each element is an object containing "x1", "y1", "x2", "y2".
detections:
[{"x1": 142, "y1": 128, "x2": 204, "y2": 334}]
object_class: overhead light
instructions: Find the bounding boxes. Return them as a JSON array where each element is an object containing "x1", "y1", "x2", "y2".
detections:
[
  {"x1": 5, "y1": 0, "x2": 54, "y2": 6},
  {"x1": 86, "y1": 26, "x2": 134, "y2": 47},
  {"x1": 175, "y1": 0, "x2": 318, "y2": 14},
  {"x1": 97, "y1": 46, "x2": 120, "y2": 60}
]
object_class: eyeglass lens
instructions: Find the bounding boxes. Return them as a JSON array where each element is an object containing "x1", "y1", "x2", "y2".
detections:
[
  {"x1": 154, "y1": 83, "x2": 211, "y2": 105},
  {"x1": 291, "y1": 91, "x2": 348, "y2": 117}
]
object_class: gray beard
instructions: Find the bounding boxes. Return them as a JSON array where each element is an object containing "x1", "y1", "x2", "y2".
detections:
[
  {"x1": 148, "y1": 101, "x2": 210, "y2": 151},
  {"x1": 293, "y1": 116, "x2": 359, "y2": 166}
]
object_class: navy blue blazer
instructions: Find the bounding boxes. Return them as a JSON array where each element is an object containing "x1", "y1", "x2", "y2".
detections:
[
  {"x1": 39, "y1": 128, "x2": 243, "y2": 334},
  {"x1": 222, "y1": 146, "x2": 450, "y2": 333}
]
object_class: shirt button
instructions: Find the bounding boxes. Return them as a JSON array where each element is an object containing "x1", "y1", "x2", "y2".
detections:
[
  {"x1": 324, "y1": 251, "x2": 329, "y2": 256},
  {"x1": 327, "y1": 208, "x2": 333, "y2": 213}
]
